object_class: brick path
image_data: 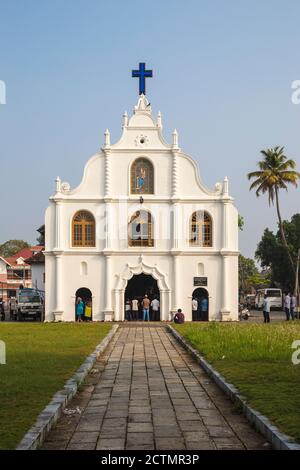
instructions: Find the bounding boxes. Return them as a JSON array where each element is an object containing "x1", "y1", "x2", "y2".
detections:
[{"x1": 42, "y1": 327, "x2": 271, "y2": 450}]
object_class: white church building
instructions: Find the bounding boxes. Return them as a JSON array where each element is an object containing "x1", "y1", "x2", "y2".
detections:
[{"x1": 45, "y1": 65, "x2": 239, "y2": 322}]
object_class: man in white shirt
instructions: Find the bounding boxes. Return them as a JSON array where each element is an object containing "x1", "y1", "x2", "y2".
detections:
[
  {"x1": 132, "y1": 298, "x2": 139, "y2": 321},
  {"x1": 290, "y1": 294, "x2": 296, "y2": 321},
  {"x1": 151, "y1": 297, "x2": 160, "y2": 321},
  {"x1": 284, "y1": 293, "x2": 291, "y2": 321},
  {"x1": 262, "y1": 295, "x2": 270, "y2": 323},
  {"x1": 192, "y1": 298, "x2": 198, "y2": 321}
]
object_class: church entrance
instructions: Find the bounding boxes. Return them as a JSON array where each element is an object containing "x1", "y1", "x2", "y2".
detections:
[
  {"x1": 75, "y1": 287, "x2": 92, "y2": 321},
  {"x1": 192, "y1": 288, "x2": 209, "y2": 321},
  {"x1": 124, "y1": 274, "x2": 160, "y2": 321}
]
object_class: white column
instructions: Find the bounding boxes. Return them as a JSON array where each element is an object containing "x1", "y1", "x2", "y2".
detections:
[
  {"x1": 103, "y1": 140, "x2": 114, "y2": 320},
  {"x1": 53, "y1": 254, "x2": 63, "y2": 321},
  {"x1": 103, "y1": 255, "x2": 113, "y2": 320},
  {"x1": 171, "y1": 150, "x2": 179, "y2": 199},
  {"x1": 222, "y1": 201, "x2": 229, "y2": 250},
  {"x1": 104, "y1": 147, "x2": 111, "y2": 199},
  {"x1": 221, "y1": 255, "x2": 229, "y2": 313},
  {"x1": 172, "y1": 203, "x2": 179, "y2": 250},
  {"x1": 55, "y1": 201, "x2": 62, "y2": 250},
  {"x1": 172, "y1": 255, "x2": 179, "y2": 314},
  {"x1": 113, "y1": 289, "x2": 122, "y2": 321}
]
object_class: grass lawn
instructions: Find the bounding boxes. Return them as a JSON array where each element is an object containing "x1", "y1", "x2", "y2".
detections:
[
  {"x1": 0, "y1": 322, "x2": 111, "y2": 450},
  {"x1": 174, "y1": 322, "x2": 300, "y2": 443}
]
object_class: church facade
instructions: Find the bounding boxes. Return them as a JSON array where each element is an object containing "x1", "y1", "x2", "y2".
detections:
[{"x1": 45, "y1": 88, "x2": 239, "y2": 322}]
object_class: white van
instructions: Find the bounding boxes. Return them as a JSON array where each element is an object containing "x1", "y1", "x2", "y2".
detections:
[{"x1": 255, "y1": 288, "x2": 282, "y2": 310}]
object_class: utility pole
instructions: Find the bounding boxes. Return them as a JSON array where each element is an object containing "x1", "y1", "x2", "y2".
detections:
[{"x1": 294, "y1": 248, "x2": 300, "y2": 319}]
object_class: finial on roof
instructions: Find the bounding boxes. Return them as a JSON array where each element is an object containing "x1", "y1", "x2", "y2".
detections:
[
  {"x1": 223, "y1": 176, "x2": 229, "y2": 195},
  {"x1": 157, "y1": 111, "x2": 162, "y2": 128},
  {"x1": 172, "y1": 129, "x2": 179, "y2": 148},
  {"x1": 104, "y1": 129, "x2": 110, "y2": 148},
  {"x1": 55, "y1": 176, "x2": 61, "y2": 193},
  {"x1": 123, "y1": 111, "x2": 128, "y2": 127}
]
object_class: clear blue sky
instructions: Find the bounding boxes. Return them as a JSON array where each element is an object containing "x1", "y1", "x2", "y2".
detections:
[{"x1": 0, "y1": 0, "x2": 300, "y2": 258}]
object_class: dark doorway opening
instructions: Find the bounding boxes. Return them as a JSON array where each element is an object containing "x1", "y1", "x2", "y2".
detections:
[
  {"x1": 192, "y1": 288, "x2": 209, "y2": 321},
  {"x1": 75, "y1": 287, "x2": 92, "y2": 321},
  {"x1": 125, "y1": 273, "x2": 160, "y2": 321}
]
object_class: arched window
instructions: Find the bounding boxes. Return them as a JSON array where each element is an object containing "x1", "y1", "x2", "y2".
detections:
[
  {"x1": 128, "y1": 210, "x2": 154, "y2": 247},
  {"x1": 72, "y1": 211, "x2": 95, "y2": 247},
  {"x1": 130, "y1": 158, "x2": 154, "y2": 194},
  {"x1": 189, "y1": 211, "x2": 212, "y2": 247}
]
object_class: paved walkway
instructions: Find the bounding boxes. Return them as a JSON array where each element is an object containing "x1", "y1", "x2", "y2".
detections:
[{"x1": 42, "y1": 327, "x2": 270, "y2": 450}]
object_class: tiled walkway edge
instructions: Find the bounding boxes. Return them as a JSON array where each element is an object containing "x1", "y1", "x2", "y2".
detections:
[
  {"x1": 17, "y1": 324, "x2": 119, "y2": 451},
  {"x1": 168, "y1": 325, "x2": 300, "y2": 451}
]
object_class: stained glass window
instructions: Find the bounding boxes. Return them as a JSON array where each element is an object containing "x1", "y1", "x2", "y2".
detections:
[
  {"x1": 72, "y1": 211, "x2": 96, "y2": 247},
  {"x1": 128, "y1": 210, "x2": 154, "y2": 247},
  {"x1": 189, "y1": 211, "x2": 212, "y2": 247},
  {"x1": 130, "y1": 158, "x2": 154, "y2": 194}
]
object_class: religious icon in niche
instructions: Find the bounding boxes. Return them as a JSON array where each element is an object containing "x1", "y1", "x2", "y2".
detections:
[
  {"x1": 137, "y1": 166, "x2": 146, "y2": 190},
  {"x1": 131, "y1": 158, "x2": 154, "y2": 194}
]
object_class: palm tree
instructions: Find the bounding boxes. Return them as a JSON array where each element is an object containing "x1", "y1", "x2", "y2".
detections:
[{"x1": 248, "y1": 146, "x2": 300, "y2": 273}]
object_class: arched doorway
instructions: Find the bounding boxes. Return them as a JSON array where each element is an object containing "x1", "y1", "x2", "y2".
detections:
[
  {"x1": 125, "y1": 274, "x2": 160, "y2": 321},
  {"x1": 192, "y1": 288, "x2": 209, "y2": 321},
  {"x1": 75, "y1": 287, "x2": 92, "y2": 321}
]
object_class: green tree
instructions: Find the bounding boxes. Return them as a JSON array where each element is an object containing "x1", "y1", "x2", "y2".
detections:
[
  {"x1": 238, "y1": 215, "x2": 244, "y2": 231},
  {"x1": 248, "y1": 146, "x2": 300, "y2": 274},
  {"x1": 255, "y1": 214, "x2": 300, "y2": 291},
  {"x1": 0, "y1": 240, "x2": 30, "y2": 258},
  {"x1": 239, "y1": 255, "x2": 259, "y2": 293}
]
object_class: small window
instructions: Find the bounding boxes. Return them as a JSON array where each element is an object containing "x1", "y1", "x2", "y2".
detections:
[
  {"x1": 128, "y1": 210, "x2": 154, "y2": 247},
  {"x1": 130, "y1": 158, "x2": 154, "y2": 194},
  {"x1": 190, "y1": 211, "x2": 212, "y2": 247},
  {"x1": 72, "y1": 211, "x2": 95, "y2": 247}
]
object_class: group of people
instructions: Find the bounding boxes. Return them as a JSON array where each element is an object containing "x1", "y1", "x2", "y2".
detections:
[
  {"x1": 75, "y1": 297, "x2": 92, "y2": 322},
  {"x1": 192, "y1": 296, "x2": 208, "y2": 321},
  {"x1": 262, "y1": 292, "x2": 298, "y2": 323},
  {"x1": 125, "y1": 295, "x2": 160, "y2": 321},
  {"x1": 283, "y1": 292, "x2": 297, "y2": 321}
]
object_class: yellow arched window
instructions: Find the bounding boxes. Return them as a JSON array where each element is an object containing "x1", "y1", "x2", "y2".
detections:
[
  {"x1": 130, "y1": 158, "x2": 154, "y2": 194},
  {"x1": 72, "y1": 211, "x2": 95, "y2": 247},
  {"x1": 189, "y1": 211, "x2": 212, "y2": 247},
  {"x1": 128, "y1": 210, "x2": 154, "y2": 247}
]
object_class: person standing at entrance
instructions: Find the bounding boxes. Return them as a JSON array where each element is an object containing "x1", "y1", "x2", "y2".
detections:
[
  {"x1": 200, "y1": 297, "x2": 208, "y2": 321},
  {"x1": 142, "y1": 294, "x2": 150, "y2": 321},
  {"x1": 192, "y1": 298, "x2": 198, "y2": 321},
  {"x1": 125, "y1": 299, "x2": 132, "y2": 321},
  {"x1": 284, "y1": 292, "x2": 291, "y2": 321},
  {"x1": 151, "y1": 297, "x2": 160, "y2": 321},
  {"x1": 262, "y1": 294, "x2": 270, "y2": 323},
  {"x1": 76, "y1": 297, "x2": 84, "y2": 322},
  {"x1": 131, "y1": 297, "x2": 139, "y2": 321}
]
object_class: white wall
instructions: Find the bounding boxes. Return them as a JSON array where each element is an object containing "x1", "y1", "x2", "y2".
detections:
[
  {"x1": 31, "y1": 264, "x2": 45, "y2": 292},
  {"x1": 0, "y1": 259, "x2": 7, "y2": 275}
]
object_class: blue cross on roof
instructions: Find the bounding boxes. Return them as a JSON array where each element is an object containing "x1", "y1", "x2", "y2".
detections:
[{"x1": 132, "y1": 62, "x2": 153, "y2": 95}]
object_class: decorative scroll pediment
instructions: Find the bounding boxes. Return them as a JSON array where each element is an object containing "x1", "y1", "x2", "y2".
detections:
[{"x1": 115, "y1": 255, "x2": 169, "y2": 291}]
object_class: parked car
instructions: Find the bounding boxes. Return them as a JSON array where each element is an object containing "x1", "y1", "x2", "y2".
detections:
[
  {"x1": 255, "y1": 288, "x2": 282, "y2": 310},
  {"x1": 13, "y1": 288, "x2": 43, "y2": 321},
  {"x1": 245, "y1": 294, "x2": 256, "y2": 309}
]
